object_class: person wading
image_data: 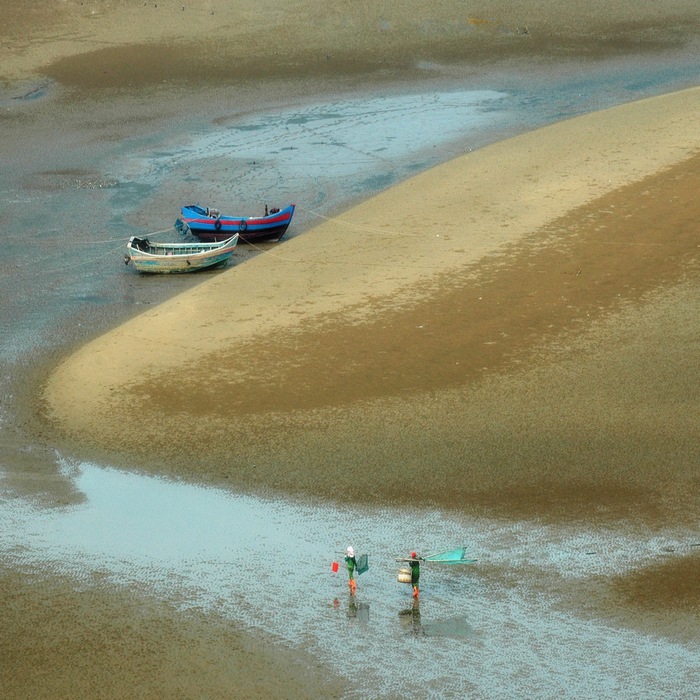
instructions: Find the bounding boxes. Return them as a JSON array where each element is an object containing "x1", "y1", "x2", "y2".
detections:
[
  {"x1": 345, "y1": 546, "x2": 357, "y2": 594},
  {"x1": 409, "y1": 551, "x2": 423, "y2": 599}
]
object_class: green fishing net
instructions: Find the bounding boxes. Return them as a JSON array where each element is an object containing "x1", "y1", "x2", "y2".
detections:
[{"x1": 356, "y1": 553, "x2": 369, "y2": 575}]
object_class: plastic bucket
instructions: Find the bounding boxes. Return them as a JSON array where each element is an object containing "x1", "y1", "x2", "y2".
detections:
[{"x1": 332, "y1": 561, "x2": 339, "y2": 573}]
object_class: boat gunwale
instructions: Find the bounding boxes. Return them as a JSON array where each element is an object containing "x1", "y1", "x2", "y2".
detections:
[{"x1": 127, "y1": 234, "x2": 239, "y2": 259}]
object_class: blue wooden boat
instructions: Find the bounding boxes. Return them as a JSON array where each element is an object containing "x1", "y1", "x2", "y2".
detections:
[
  {"x1": 176, "y1": 203, "x2": 295, "y2": 243},
  {"x1": 125, "y1": 234, "x2": 238, "y2": 274}
]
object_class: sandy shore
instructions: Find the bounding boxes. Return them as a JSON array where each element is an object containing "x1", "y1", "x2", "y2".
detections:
[
  {"x1": 40, "y1": 87, "x2": 700, "y2": 520},
  {"x1": 3, "y1": 1, "x2": 700, "y2": 697}
]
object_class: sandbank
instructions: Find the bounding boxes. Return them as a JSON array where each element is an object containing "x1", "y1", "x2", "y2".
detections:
[{"x1": 40, "y1": 86, "x2": 700, "y2": 521}]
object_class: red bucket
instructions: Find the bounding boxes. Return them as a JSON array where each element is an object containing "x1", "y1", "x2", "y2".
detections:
[{"x1": 331, "y1": 561, "x2": 339, "y2": 573}]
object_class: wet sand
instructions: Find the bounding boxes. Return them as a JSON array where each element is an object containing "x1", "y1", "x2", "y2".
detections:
[
  {"x1": 1, "y1": 566, "x2": 338, "y2": 699},
  {"x1": 3, "y1": 0, "x2": 700, "y2": 697},
  {"x1": 3, "y1": 0, "x2": 699, "y2": 88}
]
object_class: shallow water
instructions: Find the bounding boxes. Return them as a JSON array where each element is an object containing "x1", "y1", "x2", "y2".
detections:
[
  {"x1": 2, "y1": 48, "x2": 700, "y2": 696},
  {"x1": 136, "y1": 89, "x2": 509, "y2": 205},
  {"x1": 1, "y1": 51, "x2": 697, "y2": 362},
  {"x1": 2, "y1": 461, "x2": 698, "y2": 698}
]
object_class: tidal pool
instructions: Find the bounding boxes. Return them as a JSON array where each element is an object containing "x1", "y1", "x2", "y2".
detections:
[
  {"x1": 2, "y1": 460, "x2": 697, "y2": 698},
  {"x1": 131, "y1": 89, "x2": 510, "y2": 203}
]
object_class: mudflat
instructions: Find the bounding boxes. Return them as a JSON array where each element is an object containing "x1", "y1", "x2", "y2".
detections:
[
  {"x1": 2, "y1": 1, "x2": 700, "y2": 697},
  {"x1": 3, "y1": 1, "x2": 699, "y2": 88}
]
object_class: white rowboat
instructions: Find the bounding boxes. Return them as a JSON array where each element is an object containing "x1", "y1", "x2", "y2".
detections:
[{"x1": 125, "y1": 234, "x2": 238, "y2": 274}]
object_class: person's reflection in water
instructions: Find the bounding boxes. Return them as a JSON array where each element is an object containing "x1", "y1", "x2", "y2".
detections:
[
  {"x1": 334, "y1": 597, "x2": 370, "y2": 623},
  {"x1": 398, "y1": 598, "x2": 423, "y2": 636}
]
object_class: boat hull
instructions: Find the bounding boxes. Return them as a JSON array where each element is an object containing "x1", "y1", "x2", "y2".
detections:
[
  {"x1": 178, "y1": 204, "x2": 295, "y2": 243},
  {"x1": 126, "y1": 235, "x2": 239, "y2": 274}
]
